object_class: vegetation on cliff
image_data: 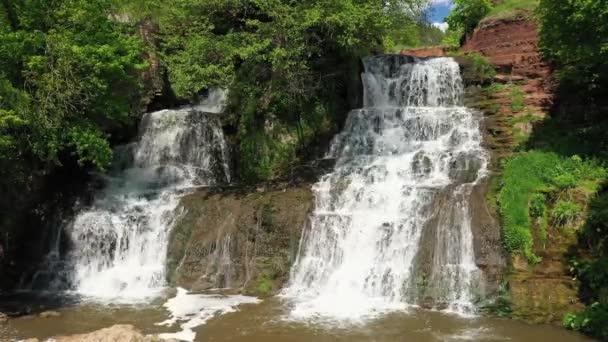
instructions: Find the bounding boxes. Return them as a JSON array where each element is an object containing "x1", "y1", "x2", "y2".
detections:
[
  {"x1": 538, "y1": 0, "x2": 608, "y2": 95},
  {"x1": 0, "y1": 0, "x2": 435, "y2": 290},
  {"x1": 449, "y1": 0, "x2": 608, "y2": 337},
  {"x1": 498, "y1": 152, "x2": 605, "y2": 263},
  {"x1": 0, "y1": 0, "x2": 430, "y2": 186}
]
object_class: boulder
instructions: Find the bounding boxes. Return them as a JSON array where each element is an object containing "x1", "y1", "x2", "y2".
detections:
[
  {"x1": 54, "y1": 324, "x2": 176, "y2": 342},
  {"x1": 39, "y1": 310, "x2": 61, "y2": 318}
]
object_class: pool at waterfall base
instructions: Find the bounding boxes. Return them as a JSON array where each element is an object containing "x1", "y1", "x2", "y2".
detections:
[{"x1": 0, "y1": 291, "x2": 591, "y2": 341}]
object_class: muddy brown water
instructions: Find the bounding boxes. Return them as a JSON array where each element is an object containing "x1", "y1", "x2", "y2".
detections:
[{"x1": 0, "y1": 294, "x2": 593, "y2": 341}]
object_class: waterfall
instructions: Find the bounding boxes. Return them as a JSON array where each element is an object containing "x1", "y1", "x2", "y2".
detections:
[
  {"x1": 283, "y1": 56, "x2": 488, "y2": 320},
  {"x1": 29, "y1": 90, "x2": 231, "y2": 302}
]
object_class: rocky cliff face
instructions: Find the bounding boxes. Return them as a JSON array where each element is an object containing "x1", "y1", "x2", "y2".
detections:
[
  {"x1": 166, "y1": 183, "x2": 313, "y2": 296},
  {"x1": 463, "y1": 16, "x2": 583, "y2": 324},
  {"x1": 399, "y1": 46, "x2": 447, "y2": 58},
  {"x1": 463, "y1": 17, "x2": 555, "y2": 112}
]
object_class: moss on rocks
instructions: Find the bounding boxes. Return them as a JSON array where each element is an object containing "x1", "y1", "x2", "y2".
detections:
[{"x1": 166, "y1": 183, "x2": 313, "y2": 296}]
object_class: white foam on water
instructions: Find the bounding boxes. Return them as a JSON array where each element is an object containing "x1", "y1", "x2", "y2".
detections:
[
  {"x1": 27, "y1": 90, "x2": 232, "y2": 304},
  {"x1": 282, "y1": 56, "x2": 487, "y2": 321},
  {"x1": 157, "y1": 288, "x2": 260, "y2": 341}
]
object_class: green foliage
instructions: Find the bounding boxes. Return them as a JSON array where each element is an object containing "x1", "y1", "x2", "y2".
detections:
[
  {"x1": 486, "y1": 83, "x2": 505, "y2": 95},
  {"x1": 143, "y1": 0, "x2": 426, "y2": 181},
  {"x1": 529, "y1": 193, "x2": 546, "y2": 218},
  {"x1": 0, "y1": 0, "x2": 429, "y2": 184},
  {"x1": 453, "y1": 51, "x2": 496, "y2": 81},
  {"x1": 471, "y1": 52, "x2": 496, "y2": 80},
  {"x1": 498, "y1": 152, "x2": 605, "y2": 262},
  {"x1": 484, "y1": 0, "x2": 538, "y2": 21},
  {"x1": 538, "y1": 0, "x2": 608, "y2": 86},
  {"x1": 441, "y1": 26, "x2": 465, "y2": 48},
  {"x1": 551, "y1": 200, "x2": 580, "y2": 226},
  {"x1": 510, "y1": 87, "x2": 525, "y2": 112},
  {"x1": 564, "y1": 190, "x2": 608, "y2": 339},
  {"x1": 552, "y1": 173, "x2": 577, "y2": 190},
  {"x1": 446, "y1": 0, "x2": 492, "y2": 40},
  {"x1": 255, "y1": 274, "x2": 274, "y2": 296},
  {"x1": 564, "y1": 303, "x2": 608, "y2": 341},
  {"x1": 0, "y1": 0, "x2": 145, "y2": 171}
]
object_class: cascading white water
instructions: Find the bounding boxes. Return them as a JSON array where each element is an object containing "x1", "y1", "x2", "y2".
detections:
[
  {"x1": 56, "y1": 90, "x2": 231, "y2": 302},
  {"x1": 283, "y1": 56, "x2": 488, "y2": 320}
]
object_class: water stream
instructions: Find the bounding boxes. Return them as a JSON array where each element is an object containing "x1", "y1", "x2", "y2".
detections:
[
  {"x1": 25, "y1": 90, "x2": 231, "y2": 302},
  {"x1": 0, "y1": 59, "x2": 590, "y2": 342},
  {"x1": 283, "y1": 55, "x2": 487, "y2": 319}
]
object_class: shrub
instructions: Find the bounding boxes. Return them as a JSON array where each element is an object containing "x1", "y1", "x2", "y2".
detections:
[
  {"x1": 510, "y1": 87, "x2": 525, "y2": 112},
  {"x1": 553, "y1": 173, "x2": 577, "y2": 190},
  {"x1": 442, "y1": 26, "x2": 465, "y2": 48},
  {"x1": 446, "y1": 0, "x2": 493, "y2": 38},
  {"x1": 504, "y1": 225, "x2": 534, "y2": 259},
  {"x1": 564, "y1": 303, "x2": 608, "y2": 341},
  {"x1": 552, "y1": 200, "x2": 580, "y2": 226},
  {"x1": 486, "y1": 83, "x2": 505, "y2": 94},
  {"x1": 529, "y1": 193, "x2": 546, "y2": 217},
  {"x1": 471, "y1": 53, "x2": 496, "y2": 80},
  {"x1": 498, "y1": 152, "x2": 606, "y2": 262}
]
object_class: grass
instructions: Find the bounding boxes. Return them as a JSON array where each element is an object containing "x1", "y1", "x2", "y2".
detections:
[
  {"x1": 483, "y1": 0, "x2": 539, "y2": 22},
  {"x1": 510, "y1": 86, "x2": 526, "y2": 112},
  {"x1": 552, "y1": 200, "x2": 581, "y2": 226},
  {"x1": 498, "y1": 152, "x2": 606, "y2": 263},
  {"x1": 255, "y1": 274, "x2": 274, "y2": 296}
]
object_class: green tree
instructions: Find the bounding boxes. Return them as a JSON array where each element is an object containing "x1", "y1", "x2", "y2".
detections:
[
  {"x1": 538, "y1": 0, "x2": 608, "y2": 87},
  {"x1": 142, "y1": 0, "x2": 426, "y2": 180},
  {"x1": 0, "y1": 0, "x2": 146, "y2": 170},
  {"x1": 446, "y1": 0, "x2": 492, "y2": 43}
]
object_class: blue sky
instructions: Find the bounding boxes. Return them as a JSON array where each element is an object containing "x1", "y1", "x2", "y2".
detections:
[
  {"x1": 427, "y1": 0, "x2": 453, "y2": 31},
  {"x1": 429, "y1": 0, "x2": 453, "y2": 22}
]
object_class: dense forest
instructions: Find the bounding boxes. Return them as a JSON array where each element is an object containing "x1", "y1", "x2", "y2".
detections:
[{"x1": 1, "y1": 0, "x2": 608, "y2": 340}]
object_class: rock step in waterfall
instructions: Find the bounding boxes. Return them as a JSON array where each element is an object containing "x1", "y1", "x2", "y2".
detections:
[{"x1": 282, "y1": 55, "x2": 488, "y2": 320}]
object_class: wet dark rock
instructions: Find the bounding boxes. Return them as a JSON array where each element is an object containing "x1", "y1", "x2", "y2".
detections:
[{"x1": 166, "y1": 183, "x2": 313, "y2": 296}]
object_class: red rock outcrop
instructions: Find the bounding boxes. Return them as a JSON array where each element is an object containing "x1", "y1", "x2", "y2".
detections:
[
  {"x1": 400, "y1": 46, "x2": 447, "y2": 58},
  {"x1": 464, "y1": 18, "x2": 556, "y2": 112},
  {"x1": 464, "y1": 18, "x2": 551, "y2": 78},
  {"x1": 464, "y1": 16, "x2": 584, "y2": 324}
]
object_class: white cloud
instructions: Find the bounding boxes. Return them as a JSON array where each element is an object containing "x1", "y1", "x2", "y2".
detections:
[{"x1": 433, "y1": 22, "x2": 449, "y2": 32}]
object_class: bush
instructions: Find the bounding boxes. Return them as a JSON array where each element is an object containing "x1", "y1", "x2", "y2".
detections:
[
  {"x1": 504, "y1": 225, "x2": 534, "y2": 259},
  {"x1": 552, "y1": 200, "x2": 580, "y2": 226},
  {"x1": 446, "y1": 0, "x2": 493, "y2": 38},
  {"x1": 553, "y1": 173, "x2": 577, "y2": 190},
  {"x1": 529, "y1": 193, "x2": 546, "y2": 217},
  {"x1": 498, "y1": 152, "x2": 606, "y2": 262},
  {"x1": 510, "y1": 87, "x2": 525, "y2": 112},
  {"x1": 441, "y1": 26, "x2": 465, "y2": 48},
  {"x1": 471, "y1": 53, "x2": 496, "y2": 80},
  {"x1": 486, "y1": 83, "x2": 505, "y2": 94},
  {"x1": 539, "y1": 0, "x2": 608, "y2": 87},
  {"x1": 564, "y1": 303, "x2": 608, "y2": 340}
]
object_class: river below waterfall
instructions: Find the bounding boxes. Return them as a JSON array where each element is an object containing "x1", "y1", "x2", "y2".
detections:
[{"x1": 0, "y1": 293, "x2": 592, "y2": 341}]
